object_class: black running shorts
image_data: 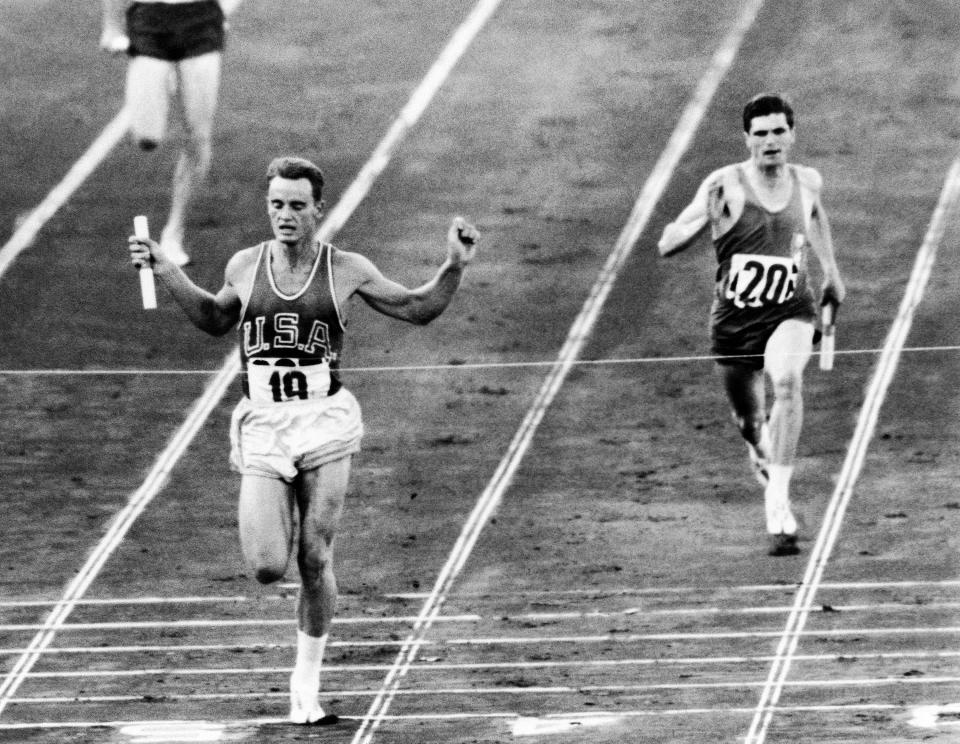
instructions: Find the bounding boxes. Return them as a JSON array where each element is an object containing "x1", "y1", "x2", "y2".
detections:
[
  {"x1": 127, "y1": 1, "x2": 226, "y2": 62},
  {"x1": 710, "y1": 298, "x2": 817, "y2": 370}
]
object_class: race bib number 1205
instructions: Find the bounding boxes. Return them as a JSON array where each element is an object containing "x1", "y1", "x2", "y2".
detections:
[{"x1": 725, "y1": 253, "x2": 797, "y2": 309}]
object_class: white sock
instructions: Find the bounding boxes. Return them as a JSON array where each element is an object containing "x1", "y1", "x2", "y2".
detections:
[
  {"x1": 758, "y1": 424, "x2": 772, "y2": 458},
  {"x1": 291, "y1": 630, "x2": 327, "y2": 690},
  {"x1": 764, "y1": 464, "x2": 794, "y2": 533},
  {"x1": 766, "y1": 464, "x2": 792, "y2": 499}
]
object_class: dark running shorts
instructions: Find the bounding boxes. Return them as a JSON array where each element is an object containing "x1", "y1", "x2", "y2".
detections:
[
  {"x1": 127, "y1": 1, "x2": 225, "y2": 62},
  {"x1": 710, "y1": 299, "x2": 817, "y2": 371}
]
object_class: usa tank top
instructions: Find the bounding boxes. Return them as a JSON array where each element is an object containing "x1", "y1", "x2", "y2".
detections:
[{"x1": 238, "y1": 242, "x2": 345, "y2": 403}]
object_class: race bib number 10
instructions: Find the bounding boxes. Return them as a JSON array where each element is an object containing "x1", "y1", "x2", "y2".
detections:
[{"x1": 725, "y1": 253, "x2": 797, "y2": 309}]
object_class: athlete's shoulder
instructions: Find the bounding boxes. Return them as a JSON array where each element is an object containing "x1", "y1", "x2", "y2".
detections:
[
  {"x1": 227, "y1": 243, "x2": 263, "y2": 268},
  {"x1": 331, "y1": 245, "x2": 377, "y2": 274},
  {"x1": 703, "y1": 164, "x2": 741, "y2": 190},
  {"x1": 792, "y1": 164, "x2": 823, "y2": 192},
  {"x1": 224, "y1": 243, "x2": 263, "y2": 282}
]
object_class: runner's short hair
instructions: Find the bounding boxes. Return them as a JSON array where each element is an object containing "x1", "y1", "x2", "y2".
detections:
[
  {"x1": 266, "y1": 156, "x2": 325, "y2": 202},
  {"x1": 742, "y1": 93, "x2": 794, "y2": 132}
]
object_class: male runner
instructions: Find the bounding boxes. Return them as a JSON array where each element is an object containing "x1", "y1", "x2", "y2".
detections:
[
  {"x1": 657, "y1": 93, "x2": 845, "y2": 556},
  {"x1": 129, "y1": 156, "x2": 479, "y2": 722},
  {"x1": 102, "y1": 0, "x2": 244, "y2": 265}
]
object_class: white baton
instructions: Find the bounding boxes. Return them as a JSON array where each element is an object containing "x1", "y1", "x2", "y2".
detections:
[
  {"x1": 819, "y1": 303, "x2": 835, "y2": 371},
  {"x1": 133, "y1": 215, "x2": 157, "y2": 310}
]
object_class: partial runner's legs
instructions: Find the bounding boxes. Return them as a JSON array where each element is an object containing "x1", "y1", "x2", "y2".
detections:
[
  {"x1": 236, "y1": 460, "x2": 350, "y2": 723},
  {"x1": 126, "y1": 55, "x2": 174, "y2": 149},
  {"x1": 237, "y1": 474, "x2": 295, "y2": 584},
  {"x1": 295, "y1": 458, "x2": 351, "y2": 723},
  {"x1": 717, "y1": 359, "x2": 770, "y2": 487},
  {"x1": 159, "y1": 52, "x2": 221, "y2": 264},
  {"x1": 762, "y1": 319, "x2": 814, "y2": 552},
  {"x1": 718, "y1": 318, "x2": 814, "y2": 552}
]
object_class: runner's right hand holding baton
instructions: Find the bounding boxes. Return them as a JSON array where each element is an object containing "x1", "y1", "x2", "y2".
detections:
[
  {"x1": 819, "y1": 297, "x2": 838, "y2": 371},
  {"x1": 133, "y1": 215, "x2": 157, "y2": 310}
]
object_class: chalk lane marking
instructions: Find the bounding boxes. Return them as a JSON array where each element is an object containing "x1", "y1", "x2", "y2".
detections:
[
  {"x1": 8, "y1": 650, "x2": 960, "y2": 679},
  {"x1": 118, "y1": 720, "x2": 225, "y2": 744},
  {"x1": 0, "y1": 108, "x2": 131, "y2": 282},
  {"x1": 511, "y1": 715, "x2": 624, "y2": 736},
  {"x1": 907, "y1": 703, "x2": 960, "y2": 730},
  {"x1": 3, "y1": 625, "x2": 960, "y2": 660},
  {"x1": 744, "y1": 156, "x2": 960, "y2": 744},
  {"x1": 0, "y1": 0, "x2": 500, "y2": 719},
  {"x1": 350, "y1": 1, "x2": 767, "y2": 742},
  {"x1": 4, "y1": 598, "x2": 960, "y2": 633},
  {"x1": 7, "y1": 340, "x2": 960, "y2": 376},
  {"x1": 0, "y1": 703, "x2": 907, "y2": 735},
  {"x1": 6, "y1": 673, "x2": 960, "y2": 709},
  {"x1": 4, "y1": 575, "x2": 959, "y2": 606}
]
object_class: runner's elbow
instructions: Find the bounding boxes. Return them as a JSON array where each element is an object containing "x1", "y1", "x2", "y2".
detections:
[
  {"x1": 195, "y1": 313, "x2": 235, "y2": 336},
  {"x1": 658, "y1": 236, "x2": 686, "y2": 257},
  {"x1": 409, "y1": 309, "x2": 439, "y2": 326}
]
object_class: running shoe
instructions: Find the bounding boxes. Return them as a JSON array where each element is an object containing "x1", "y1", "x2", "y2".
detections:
[
  {"x1": 768, "y1": 532, "x2": 799, "y2": 556},
  {"x1": 99, "y1": 30, "x2": 130, "y2": 54},
  {"x1": 289, "y1": 677, "x2": 325, "y2": 725},
  {"x1": 764, "y1": 493, "x2": 797, "y2": 536}
]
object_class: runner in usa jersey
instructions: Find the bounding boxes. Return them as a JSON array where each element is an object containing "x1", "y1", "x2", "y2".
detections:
[
  {"x1": 658, "y1": 94, "x2": 845, "y2": 557},
  {"x1": 239, "y1": 241, "x2": 345, "y2": 403},
  {"x1": 128, "y1": 155, "x2": 479, "y2": 724}
]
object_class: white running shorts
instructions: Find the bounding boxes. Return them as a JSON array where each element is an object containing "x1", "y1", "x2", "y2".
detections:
[{"x1": 229, "y1": 387, "x2": 363, "y2": 482}]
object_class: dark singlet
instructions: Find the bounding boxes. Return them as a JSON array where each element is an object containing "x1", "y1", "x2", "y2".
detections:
[
  {"x1": 238, "y1": 242, "x2": 345, "y2": 403},
  {"x1": 709, "y1": 165, "x2": 817, "y2": 361}
]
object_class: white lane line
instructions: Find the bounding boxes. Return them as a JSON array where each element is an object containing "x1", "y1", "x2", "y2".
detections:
[
  {"x1": 3, "y1": 625, "x2": 957, "y2": 658},
  {"x1": 5, "y1": 576, "x2": 958, "y2": 606},
  {"x1": 16, "y1": 649, "x2": 960, "y2": 680},
  {"x1": 513, "y1": 714, "x2": 625, "y2": 737},
  {"x1": 0, "y1": 703, "x2": 908, "y2": 732},
  {"x1": 0, "y1": 615, "x2": 479, "y2": 632},
  {"x1": 0, "y1": 108, "x2": 131, "y2": 281},
  {"x1": 3, "y1": 627, "x2": 960, "y2": 658},
  {"x1": 352, "y1": 2, "x2": 766, "y2": 742},
  {"x1": 382, "y1": 578, "x2": 960, "y2": 599},
  {"x1": 0, "y1": 596, "x2": 249, "y2": 608},
  {"x1": 5, "y1": 341, "x2": 960, "y2": 375},
  {"x1": 0, "y1": 0, "x2": 496, "y2": 718},
  {"x1": 908, "y1": 703, "x2": 960, "y2": 730},
  {"x1": 4, "y1": 600, "x2": 960, "y2": 633},
  {"x1": 8, "y1": 674, "x2": 960, "y2": 707},
  {"x1": 745, "y1": 155, "x2": 960, "y2": 744}
]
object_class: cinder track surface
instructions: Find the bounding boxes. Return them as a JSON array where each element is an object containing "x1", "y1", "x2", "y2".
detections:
[{"x1": 1, "y1": 1, "x2": 959, "y2": 742}]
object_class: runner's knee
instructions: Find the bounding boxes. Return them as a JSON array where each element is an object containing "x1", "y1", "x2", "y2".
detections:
[
  {"x1": 181, "y1": 134, "x2": 212, "y2": 174},
  {"x1": 732, "y1": 411, "x2": 764, "y2": 443},
  {"x1": 253, "y1": 565, "x2": 285, "y2": 584},
  {"x1": 244, "y1": 540, "x2": 289, "y2": 585},
  {"x1": 770, "y1": 371, "x2": 803, "y2": 401},
  {"x1": 297, "y1": 542, "x2": 332, "y2": 584},
  {"x1": 136, "y1": 137, "x2": 159, "y2": 152}
]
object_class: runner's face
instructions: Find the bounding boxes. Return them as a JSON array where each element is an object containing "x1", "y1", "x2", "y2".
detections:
[
  {"x1": 745, "y1": 112, "x2": 794, "y2": 170},
  {"x1": 266, "y1": 177, "x2": 322, "y2": 245}
]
